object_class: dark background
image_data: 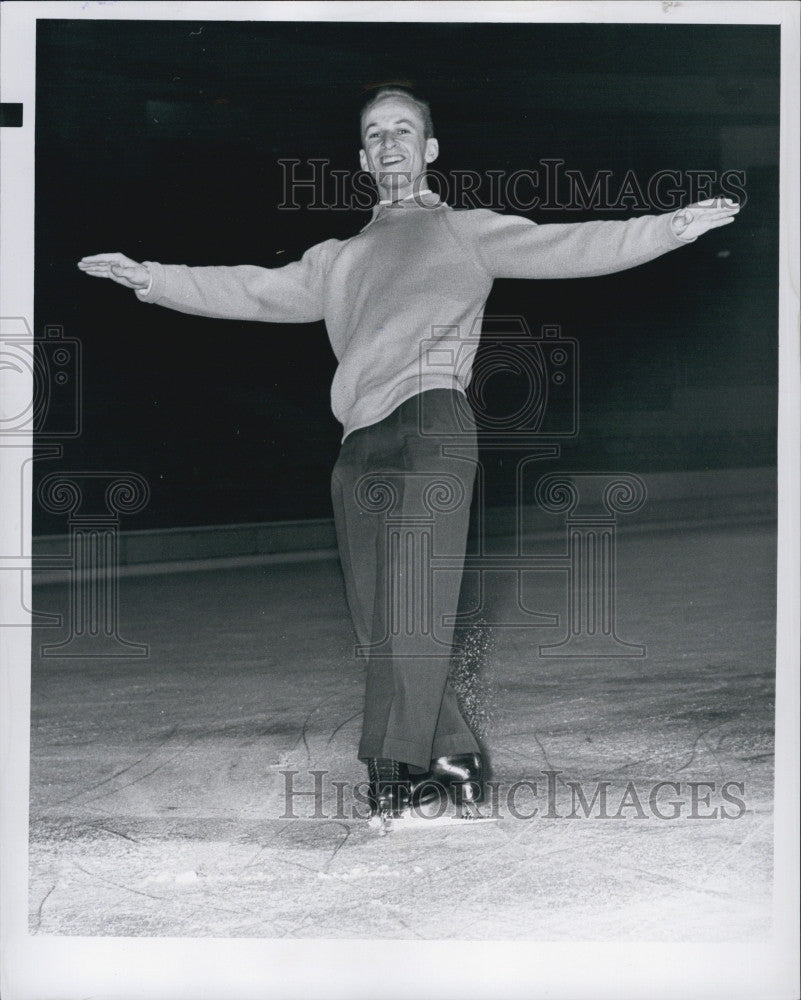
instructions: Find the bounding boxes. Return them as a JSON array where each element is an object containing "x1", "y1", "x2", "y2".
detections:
[{"x1": 33, "y1": 20, "x2": 780, "y2": 532}]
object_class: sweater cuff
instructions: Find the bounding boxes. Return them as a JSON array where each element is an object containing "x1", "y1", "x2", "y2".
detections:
[
  {"x1": 135, "y1": 261, "x2": 165, "y2": 301},
  {"x1": 667, "y1": 209, "x2": 698, "y2": 245}
]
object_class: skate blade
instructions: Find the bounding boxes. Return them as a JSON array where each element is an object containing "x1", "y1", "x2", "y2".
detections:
[
  {"x1": 393, "y1": 806, "x2": 501, "y2": 830},
  {"x1": 367, "y1": 811, "x2": 396, "y2": 835}
]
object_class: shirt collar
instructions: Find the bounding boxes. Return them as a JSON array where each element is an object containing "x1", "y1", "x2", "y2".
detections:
[
  {"x1": 377, "y1": 188, "x2": 433, "y2": 207},
  {"x1": 368, "y1": 189, "x2": 444, "y2": 224}
]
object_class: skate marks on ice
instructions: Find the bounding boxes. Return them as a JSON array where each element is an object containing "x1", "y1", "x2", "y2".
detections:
[
  {"x1": 31, "y1": 785, "x2": 769, "y2": 940},
  {"x1": 28, "y1": 528, "x2": 775, "y2": 938},
  {"x1": 29, "y1": 812, "x2": 505, "y2": 938}
]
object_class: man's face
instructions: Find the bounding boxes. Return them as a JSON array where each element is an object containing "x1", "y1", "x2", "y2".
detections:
[{"x1": 359, "y1": 96, "x2": 439, "y2": 201}]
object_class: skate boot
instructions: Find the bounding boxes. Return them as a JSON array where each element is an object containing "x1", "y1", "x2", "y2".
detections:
[
  {"x1": 410, "y1": 753, "x2": 484, "y2": 818},
  {"x1": 366, "y1": 758, "x2": 410, "y2": 833}
]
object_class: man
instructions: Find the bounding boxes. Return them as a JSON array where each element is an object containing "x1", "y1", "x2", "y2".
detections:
[{"x1": 78, "y1": 86, "x2": 740, "y2": 830}]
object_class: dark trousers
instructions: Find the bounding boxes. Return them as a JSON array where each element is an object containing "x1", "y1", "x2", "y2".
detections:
[{"x1": 331, "y1": 389, "x2": 480, "y2": 771}]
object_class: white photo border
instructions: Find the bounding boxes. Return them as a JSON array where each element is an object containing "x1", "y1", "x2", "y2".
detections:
[{"x1": 1, "y1": 3, "x2": 798, "y2": 999}]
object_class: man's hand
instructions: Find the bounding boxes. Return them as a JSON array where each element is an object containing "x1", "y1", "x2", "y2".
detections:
[
  {"x1": 77, "y1": 253, "x2": 150, "y2": 290},
  {"x1": 671, "y1": 197, "x2": 741, "y2": 242}
]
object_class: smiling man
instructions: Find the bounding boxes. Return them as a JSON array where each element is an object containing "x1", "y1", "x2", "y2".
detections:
[
  {"x1": 359, "y1": 88, "x2": 438, "y2": 204},
  {"x1": 78, "y1": 85, "x2": 740, "y2": 831}
]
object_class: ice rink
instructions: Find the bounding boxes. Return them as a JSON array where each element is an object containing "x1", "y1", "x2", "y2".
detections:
[{"x1": 28, "y1": 519, "x2": 775, "y2": 940}]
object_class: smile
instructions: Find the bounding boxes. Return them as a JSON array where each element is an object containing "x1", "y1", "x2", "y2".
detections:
[{"x1": 380, "y1": 155, "x2": 405, "y2": 166}]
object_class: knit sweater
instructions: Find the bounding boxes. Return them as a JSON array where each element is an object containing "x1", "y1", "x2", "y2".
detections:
[{"x1": 136, "y1": 193, "x2": 692, "y2": 439}]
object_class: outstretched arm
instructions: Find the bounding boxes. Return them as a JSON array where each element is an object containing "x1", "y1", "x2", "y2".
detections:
[
  {"x1": 670, "y1": 197, "x2": 740, "y2": 241},
  {"x1": 77, "y1": 243, "x2": 334, "y2": 324},
  {"x1": 450, "y1": 196, "x2": 741, "y2": 281},
  {"x1": 78, "y1": 252, "x2": 150, "y2": 289}
]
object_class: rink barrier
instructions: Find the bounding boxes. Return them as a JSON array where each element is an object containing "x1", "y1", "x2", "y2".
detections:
[{"x1": 31, "y1": 467, "x2": 776, "y2": 582}]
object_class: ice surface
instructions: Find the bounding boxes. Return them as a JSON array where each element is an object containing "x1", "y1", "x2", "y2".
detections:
[{"x1": 28, "y1": 523, "x2": 775, "y2": 939}]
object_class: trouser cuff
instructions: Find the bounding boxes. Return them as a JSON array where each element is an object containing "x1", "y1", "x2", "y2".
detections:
[
  {"x1": 430, "y1": 733, "x2": 481, "y2": 760},
  {"x1": 358, "y1": 736, "x2": 432, "y2": 771},
  {"x1": 359, "y1": 733, "x2": 481, "y2": 771}
]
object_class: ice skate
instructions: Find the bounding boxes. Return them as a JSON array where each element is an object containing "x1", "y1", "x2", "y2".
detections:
[
  {"x1": 410, "y1": 752, "x2": 484, "y2": 816},
  {"x1": 366, "y1": 758, "x2": 410, "y2": 835}
]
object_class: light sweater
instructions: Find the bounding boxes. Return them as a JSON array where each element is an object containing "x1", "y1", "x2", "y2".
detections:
[{"x1": 136, "y1": 192, "x2": 692, "y2": 440}]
